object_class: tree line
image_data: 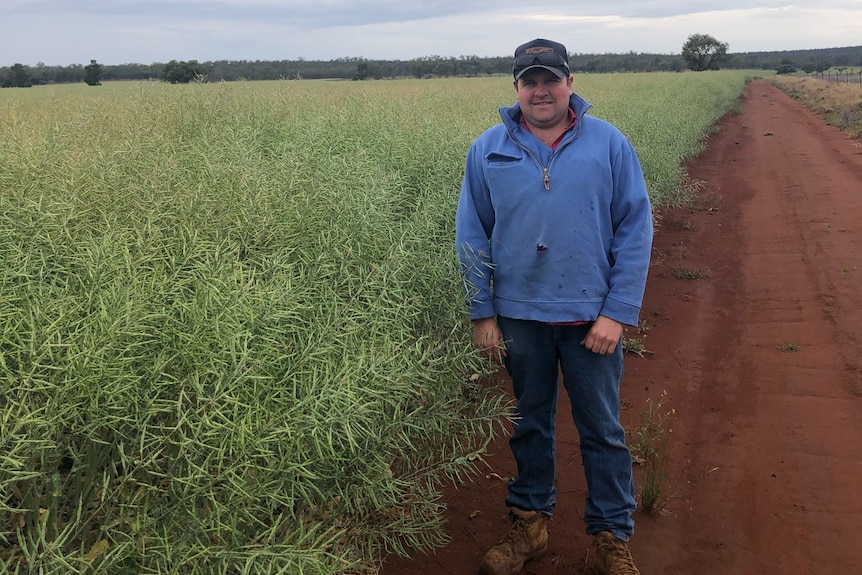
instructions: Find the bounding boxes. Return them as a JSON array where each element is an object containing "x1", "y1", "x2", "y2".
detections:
[{"x1": 3, "y1": 42, "x2": 861, "y2": 87}]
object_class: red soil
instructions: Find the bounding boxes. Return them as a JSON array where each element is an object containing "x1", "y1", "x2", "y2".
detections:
[{"x1": 380, "y1": 80, "x2": 862, "y2": 574}]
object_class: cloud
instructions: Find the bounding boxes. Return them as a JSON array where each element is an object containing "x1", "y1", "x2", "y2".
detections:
[
  {"x1": 2, "y1": 1, "x2": 860, "y2": 65},
  {"x1": 3, "y1": 0, "x2": 818, "y2": 28}
]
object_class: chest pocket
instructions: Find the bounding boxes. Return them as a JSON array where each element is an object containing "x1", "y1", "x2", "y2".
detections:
[
  {"x1": 486, "y1": 151, "x2": 522, "y2": 166},
  {"x1": 485, "y1": 151, "x2": 535, "y2": 193}
]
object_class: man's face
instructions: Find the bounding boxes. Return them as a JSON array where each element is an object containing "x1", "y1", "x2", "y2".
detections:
[{"x1": 515, "y1": 69, "x2": 573, "y2": 131}]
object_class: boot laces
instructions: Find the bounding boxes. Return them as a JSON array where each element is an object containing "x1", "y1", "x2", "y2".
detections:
[
  {"x1": 500, "y1": 513, "x2": 541, "y2": 548},
  {"x1": 596, "y1": 535, "x2": 638, "y2": 575}
]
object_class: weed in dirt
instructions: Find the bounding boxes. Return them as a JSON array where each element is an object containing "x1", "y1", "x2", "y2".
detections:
[
  {"x1": 672, "y1": 267, "x2": 711, "y2": 280},
  {"x1": 688, "y1": 192, "x2": 722, "y2": 213},
  {"x1": 631, "y1": 391, "x2": 674, "y2": 514},
  {"x1": 777, "y1": 343, "x2": 802, "y2": 352},
  {"x1": 623, "y1": 321, "x2": 653, "y2": 357},
  {"x1": 837, "y1": 108, "x2": 860, "y2": 131},
  {"x1": 623, "y1": 337, "x2": 651, "y2": 357}
]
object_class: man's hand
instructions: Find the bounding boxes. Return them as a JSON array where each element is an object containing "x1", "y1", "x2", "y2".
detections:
[
  {"x1": 581, "y1": 315, "x2": 623, "y2": 355},
  {"x1": 472, "y1": 317, "x2": 506, "y2": 364}
]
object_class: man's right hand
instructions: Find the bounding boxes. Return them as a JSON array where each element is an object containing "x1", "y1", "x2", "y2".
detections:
[{"x1": 472, "y1": 317, "x2": 506, "y2": 364}]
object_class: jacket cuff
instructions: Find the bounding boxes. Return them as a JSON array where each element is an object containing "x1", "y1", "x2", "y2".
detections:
[
  {"x1": 599, "y1": 297, "x2": 641, "y2": 327},
  {"x1": 469, "y1": 301, "x2": 496, "y2": 321}
]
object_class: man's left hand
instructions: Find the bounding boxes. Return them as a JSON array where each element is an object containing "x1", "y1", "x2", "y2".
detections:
[{"x1": 581, "y1": 315, "x2": 624, "y2": 355}]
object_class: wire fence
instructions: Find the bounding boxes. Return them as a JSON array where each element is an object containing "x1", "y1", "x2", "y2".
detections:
[{"x1": 808, "y1": 71, "x2": 862, "y2": 86}]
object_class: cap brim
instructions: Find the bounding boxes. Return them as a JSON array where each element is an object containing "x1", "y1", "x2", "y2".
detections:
[{"x1": 514, "y1": 64, "x2": 568, "y2": 80}]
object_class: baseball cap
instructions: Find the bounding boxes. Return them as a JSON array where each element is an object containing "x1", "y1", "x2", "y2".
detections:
[{"x1": 513, "y1": 38, "x2": 571, "y2": 80}]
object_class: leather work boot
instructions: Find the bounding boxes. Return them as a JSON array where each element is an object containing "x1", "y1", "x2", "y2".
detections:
[
  {"x1": 591, "y1": 531, "x2": 640, "y2": 575},
  {"x1": 479, "y1": 508, "x2": 549, "y2": 575}
]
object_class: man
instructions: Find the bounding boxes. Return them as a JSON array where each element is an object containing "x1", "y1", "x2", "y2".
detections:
[{"x1": 455, "y1": 39, "x2": 653, "y2": 575}]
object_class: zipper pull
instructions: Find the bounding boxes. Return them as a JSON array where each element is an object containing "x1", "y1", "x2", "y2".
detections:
[{"x1": 543, "y1": 168, "x2": 550, "y2": 190}]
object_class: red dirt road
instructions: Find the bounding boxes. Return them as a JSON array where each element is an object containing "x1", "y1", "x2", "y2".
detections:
[{"x1": 381, "y1": 80, "x2": 862, "y2": 575}]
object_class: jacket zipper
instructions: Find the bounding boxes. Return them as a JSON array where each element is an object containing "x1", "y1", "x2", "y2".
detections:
[
  {"x1": 510, "y1": 143, "x2": 552, "y2": 190},
  {"x1": 507, "y1": 119, "x2": 581, "y2": 192}
]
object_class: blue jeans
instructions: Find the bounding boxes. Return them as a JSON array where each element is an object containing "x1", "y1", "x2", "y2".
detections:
[{"x1": 496, "y1": 316, "x2": 636, "y2": 541}]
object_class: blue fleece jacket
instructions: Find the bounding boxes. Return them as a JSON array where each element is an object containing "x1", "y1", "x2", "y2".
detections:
[{"x1": 455, "y1": 92, "x2": 653, "y2": 327}]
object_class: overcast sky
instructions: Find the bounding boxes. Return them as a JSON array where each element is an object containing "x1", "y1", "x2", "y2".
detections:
[{"x1": 3, "y1": 0, "x2": 861, "y2": 66}]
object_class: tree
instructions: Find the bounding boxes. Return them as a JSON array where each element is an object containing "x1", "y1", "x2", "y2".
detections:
[
  {"x1": 84, "y1": 59, "x2": 102, "y2": 86},
  {"x1": 802, "y1": 60, "x2": 830, "y2": 74},
  {"x1": 162, "y1": 59, "x2": 204, "y2": 84},
  {"x1": 354, "y1": 62, "x2": 369, "y2": 81},
  {"x1": 681, "y1": 34, "x2": 729, "y2": 71},
  {"x1": 3, "y1": 63, "x2": 33, "y2": 87},
  {"x1": 775, "y1": 58, "x2": 797, "y2": 75}
]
